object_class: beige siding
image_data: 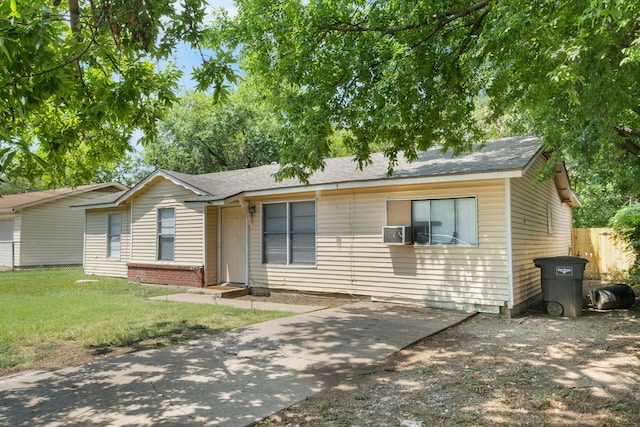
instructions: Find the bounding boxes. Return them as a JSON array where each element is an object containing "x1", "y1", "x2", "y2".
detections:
[
  {"x1": 249, "y1": 181, "x2": 510, "y2": 313},
  {"x1": 18, "y1": 189, "x2": 117, "y2": 266},
  {"x1": 510, "y1": 158, "x2": 574, "y2": 307},
  {"x1": 205, "y1": 206, "x2": 219, "y2": 284},
  {"x1": 0, "y1": 216, "x2": 14, "y2": 240},
  {"x1": 0, "y1": 215, "x2": 17, "y2": 266},
  {"x1": 130, "y1": 177, "x2": 204, "y2": 265},
  {"x1": 84, "y1": 206, "x2": 131, "y2": 277}
]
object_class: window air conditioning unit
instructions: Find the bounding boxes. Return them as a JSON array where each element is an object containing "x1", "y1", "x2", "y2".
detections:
[{"x1": 382, "y1": 226, "x2": 412, "y2": 245}]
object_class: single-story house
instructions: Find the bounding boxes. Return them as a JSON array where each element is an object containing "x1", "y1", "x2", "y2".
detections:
[
  {"x1": 0, "y1": 183, "x2": 127, "y2": 268},
  {"x1": 73, "y1": 136, "x2": 580, "y2": 315}
]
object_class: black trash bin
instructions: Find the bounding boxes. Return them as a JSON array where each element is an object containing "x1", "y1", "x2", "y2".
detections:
[{"x1": 533, "y1": 256, "x2": 589, "y2": 317}]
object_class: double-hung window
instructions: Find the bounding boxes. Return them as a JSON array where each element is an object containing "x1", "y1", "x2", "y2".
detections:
[
  {"x1": 263, "y1": 201, "x2": 316, "y2": 265},
  {"x1": 107, "y1": 212, "x2": 121, "y2": 259},
  {"x1": 157, "y1": 208, "x2": 175, "y2": 261},
  {"x1": 411, "y1": 197, "x2": 477, "y2": 246}
]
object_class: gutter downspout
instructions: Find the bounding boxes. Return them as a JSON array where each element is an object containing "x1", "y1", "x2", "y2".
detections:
[
  {"x1": 82, "y1": 210, "x2": 87, "y2": 271},
  {"x1": 505, "y1": 178, "x2": 515, "y2": 314},
  {"x1": 202, "y1": 205, "x2": 207, "y2": 286},
  {"x1": 238, "y1": 197, "x2": 252, "y2": 287},
  {"x1": 129, "y1": 201, "x2": 134, "y2": 263},
  {"x1": 217, "y1": 206, "x2": 222, "y2": 284},
  {"x1": 245, "y1": 213, "x2": 250, "y2": 288}
]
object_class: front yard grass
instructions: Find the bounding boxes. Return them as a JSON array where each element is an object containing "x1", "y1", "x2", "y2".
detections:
[{"x1": 0, "y1": 268, "x2": 292, "y2": 376}]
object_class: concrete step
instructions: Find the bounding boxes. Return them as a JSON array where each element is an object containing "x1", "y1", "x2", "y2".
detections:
[{"x1": 187, "y1": 286, "x2": 250, "y2": 299}]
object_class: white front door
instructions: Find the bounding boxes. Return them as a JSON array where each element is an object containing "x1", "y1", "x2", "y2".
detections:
[{"x1": 221, "y1": 206, "x2": 246, "y2": 284}]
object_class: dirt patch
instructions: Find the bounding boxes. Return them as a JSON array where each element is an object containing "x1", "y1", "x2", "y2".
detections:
[
  {"x1": 1, "y1": 328, "x2": 216, "y2": 378},
  {"x1": 254, "y1": 301, "x2": 640, "y2": 426}
]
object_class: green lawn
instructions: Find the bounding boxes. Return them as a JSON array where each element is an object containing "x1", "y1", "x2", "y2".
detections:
[{"x1": 0, "y1": 268, "x2": 291, "y2": 375}]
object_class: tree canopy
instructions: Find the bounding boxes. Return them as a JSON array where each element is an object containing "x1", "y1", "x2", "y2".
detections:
[
  {"x1": 0, "y1": 0, "x2": 234, "y2": 186},
  {"x1": 570, "y1": 166, "x2": 636, "y2": 228},
  {"x1": 216, "y1": 0, "x2": 640, "y2": 184},
  {"x1": 3, "y1": 0, "x2": 640, "y2": 199},
  {"x1": 145, "y1": 87, "x2": 281, "y2": 174}
]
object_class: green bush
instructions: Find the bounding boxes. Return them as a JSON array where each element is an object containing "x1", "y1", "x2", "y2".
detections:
[{"x1": 610, "y1": 203, "x2": 640, "y2": 284}]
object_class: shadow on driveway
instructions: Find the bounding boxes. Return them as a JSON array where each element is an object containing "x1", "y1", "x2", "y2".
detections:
[{"x1": 0, "y1": 302, "x2": 474, "y2": 426}]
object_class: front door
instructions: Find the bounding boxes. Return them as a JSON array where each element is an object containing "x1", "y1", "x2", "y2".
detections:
[{"x1": 221, "y1": 206, "x2": 246, "y2": 284}]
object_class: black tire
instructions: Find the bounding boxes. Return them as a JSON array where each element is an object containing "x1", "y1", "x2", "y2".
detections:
[{"x1": 547, "y1": 302, "x2": 564, "y2": 316}]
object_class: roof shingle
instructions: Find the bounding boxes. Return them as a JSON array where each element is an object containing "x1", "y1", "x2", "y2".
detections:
[
  {"x1": 0, "y1": 183, "x2": 125, "y2": 211},
  {"x1": 76, "y1": 136, "x2": 542, "y2": 208}
]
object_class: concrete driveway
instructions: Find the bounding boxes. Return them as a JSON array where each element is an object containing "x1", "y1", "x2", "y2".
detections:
[{"x1": 0, "y1": 302, "x2": 473, "y2": 426}]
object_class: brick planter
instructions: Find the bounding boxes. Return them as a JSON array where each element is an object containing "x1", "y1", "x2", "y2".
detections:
[{"x1": 127, "y1": 262, "x2": 204, "y2": 287}]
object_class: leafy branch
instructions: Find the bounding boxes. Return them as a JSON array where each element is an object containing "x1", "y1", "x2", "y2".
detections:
[
  {"x1": 0, "y1": 9, "x2": 105, "y2": 91},
  {"x1": 318, "y1": 0, "x2": 493, "y2": 35}
]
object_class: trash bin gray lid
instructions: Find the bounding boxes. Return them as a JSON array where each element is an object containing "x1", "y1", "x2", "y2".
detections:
[{"x1": 533, "y1": 256, "x2": 589, "y2": 267}]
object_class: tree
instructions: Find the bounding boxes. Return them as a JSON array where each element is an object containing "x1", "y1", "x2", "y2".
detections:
[
  {"x1": 144, "y1": 87, "x2": 281, "y2": 174},
  {"x1": 610, "y1": 203, "x2": 640, "y2": 283},
  {"x1": 216, "y1": 0, "x2": 640, "y2": 184},
  {"x1": 93, "y1": 152, "x2": 153, "y2": 187},
  {"x1": 570, "y1": 167, "x2": 638, "y2": 227},
  {"x1": 0, "y1": 0, "x2": 235, "y2": 186},
  {"x1": 0, "y1": 177, "x2": 39, "y2": 195}
]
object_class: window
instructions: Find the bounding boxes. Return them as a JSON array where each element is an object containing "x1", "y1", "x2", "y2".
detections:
[
  {"x1": 411, "y1": 197, "x2": 477, "y2": 245},
  {"x1": 263, "y1": 201, "x2": 315, "y2": 265},
  {"x1": 157, "y1": 208, "x2": 175, "y2": 261},
  {"x1": 107, "y1": 213, "x2": 121, "y2": 259}
]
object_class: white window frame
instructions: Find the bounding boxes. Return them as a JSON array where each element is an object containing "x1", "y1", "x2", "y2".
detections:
[
  {"x1": 107, "y1": 212, "x2": 122, "y2": 259},
  {"x1": 262, "y1": 200, "x2": 316, "y2": 265},
  {"x1": 157, "y1": 207, "x2": 175, "y2": 261},
  {"x1": 410, "y1": 196, "x2": 478, "y2": 246}
]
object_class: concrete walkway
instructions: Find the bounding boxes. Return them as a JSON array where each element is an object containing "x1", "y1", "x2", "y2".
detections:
[
  {"x1": 0, "y1": 302, "x2": 474, "y2": 426},
  {"x1": 148, "y1": 293, "x2": 327, "y2": 313}
]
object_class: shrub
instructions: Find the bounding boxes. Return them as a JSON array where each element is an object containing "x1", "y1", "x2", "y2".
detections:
[{"x1": 610, "y1": 203, "x2": 640, "y2": 285}]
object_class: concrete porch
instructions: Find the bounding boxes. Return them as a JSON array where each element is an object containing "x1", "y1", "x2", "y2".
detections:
[{"x1": 188, "y1": 285, "x2": 250, "y2": 299}]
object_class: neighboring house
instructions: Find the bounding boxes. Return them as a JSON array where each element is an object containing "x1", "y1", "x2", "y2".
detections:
[
  {"x1": 0, "y1": 183, "x2": 127, "y2": 268},
  {"x1": 74, "y1": 136, "x2": 580, "y2": 316}
]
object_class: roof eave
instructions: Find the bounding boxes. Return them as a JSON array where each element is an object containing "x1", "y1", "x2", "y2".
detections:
[
  {"x1": 553, "y1": 162, "x2": 581, "y2": 207},
  {"x1": 70, "y1": 202, "x2": 121, "y2": 211},
  {"x1": 207, "y1": 169, "x2": 524, "y2": 202},
  {"x1": 3, "y1": 182, "x2": 127, "y2": 211},
  {"x1": 521, "y1": 144, "x2": 548, "y2": 177},
  {"x1": 91, "y1": 170, "x2": 211, "y2": 209}
]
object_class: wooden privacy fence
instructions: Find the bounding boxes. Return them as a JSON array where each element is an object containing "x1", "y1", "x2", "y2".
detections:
[{"x1": 572, "y1": 228, "x2": 636, "y2": 280}]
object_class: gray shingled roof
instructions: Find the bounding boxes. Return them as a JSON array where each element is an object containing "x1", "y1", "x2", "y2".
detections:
[
  {"x1": 75, "y1": 189, "x2": 128, "y2": 206},
  {"x1": 76, "y1": 136, "x2": 542, "y2": 208},
  {"x1": 0, "y1": 183, "x2": 126, "y2": 212}
]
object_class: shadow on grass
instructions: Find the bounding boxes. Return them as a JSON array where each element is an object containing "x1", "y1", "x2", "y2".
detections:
[
  {"x1": 86, "y1": 321, "x2": 233, "y2": 356},
  {"x1": 0, "y1": 303, "x2": 471, "y2": 426}
]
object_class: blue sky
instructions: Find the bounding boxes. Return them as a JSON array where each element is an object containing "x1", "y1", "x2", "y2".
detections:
[
  {"x1": 169, "y1": 0, "x2": 238, "y2": 91},
  {"x1": 133, "y1": 1, "x2": 238, "y2": 146},
  {"x1": 168, "y1": 42, "x2": 213, "y2": 91}
]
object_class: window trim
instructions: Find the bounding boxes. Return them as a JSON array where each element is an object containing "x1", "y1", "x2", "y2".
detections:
[
  {"x1": 386, "y1": 196, "x2": 478, "y2": 247},
  {"x1": 262, "y1": 200, "x2": 317, "y2": 266},
  {"x1": 107, "y1": 212, "x2": 122, "y2": 260},
  {"x1": 157, "y1": 207, "x2": 176, "y2": 262}
]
